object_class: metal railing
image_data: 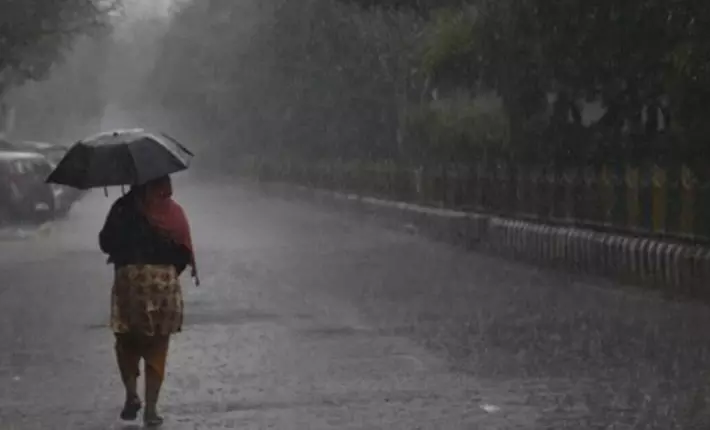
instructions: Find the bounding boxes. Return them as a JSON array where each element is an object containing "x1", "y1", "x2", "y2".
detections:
[{"x1": 238, "y1": 157, "x2": 709, "y2": 244}]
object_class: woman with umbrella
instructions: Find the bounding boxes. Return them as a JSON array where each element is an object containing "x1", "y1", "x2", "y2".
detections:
[
  {"x1": 47, "y1": 130, "x2": 198, "y2": 426},
  {"x1": 99, "y1": 175, "x2": 197, "y2": 426}
]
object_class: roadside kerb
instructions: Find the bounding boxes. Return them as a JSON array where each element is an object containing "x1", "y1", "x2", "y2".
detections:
[{"x1": 256, "y1": 181, "x2": 710, "y2": 299}]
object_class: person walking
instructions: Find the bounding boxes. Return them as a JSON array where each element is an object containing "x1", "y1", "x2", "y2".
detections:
[{"x1": 99, "y1": 175, "x2": 198, "y2": 426}]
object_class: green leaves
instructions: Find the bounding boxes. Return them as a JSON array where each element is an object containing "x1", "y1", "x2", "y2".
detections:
[
  {"x1": 415, "y1": 0, "x2": 710, "y2": 162},
  {"x1": 404, "y1": 97, "x2": 510, "y2": 163},
  {"x1": 421, "y1": 8, "x2": 477, "y2": 85},
  {"x1": 143, "y1": 0, "x2": 710, "y2": 165}
]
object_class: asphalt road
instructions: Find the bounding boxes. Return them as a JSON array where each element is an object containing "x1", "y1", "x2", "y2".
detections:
[{"x1": 1, "y1": 178, "x2": 710, "y2": 429}]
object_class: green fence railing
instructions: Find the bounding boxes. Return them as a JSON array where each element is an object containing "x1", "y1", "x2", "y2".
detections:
[{"x1": 238, "y1": 157, "x2": 709, "y2": 243}]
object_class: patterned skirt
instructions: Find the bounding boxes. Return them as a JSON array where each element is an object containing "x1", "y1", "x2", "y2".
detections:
[{"x1": 111, "y1": 264, "x2": 184, "y2": 336}]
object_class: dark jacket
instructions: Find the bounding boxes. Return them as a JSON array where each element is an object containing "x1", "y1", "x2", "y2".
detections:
[{"x1": 99, "y1": 192, "x2": 191, "y2": 274}]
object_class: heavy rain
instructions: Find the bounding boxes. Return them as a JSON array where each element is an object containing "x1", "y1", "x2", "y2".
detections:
[{"x1": 2, "y1": 1, "x2": 710, "y2": 429}]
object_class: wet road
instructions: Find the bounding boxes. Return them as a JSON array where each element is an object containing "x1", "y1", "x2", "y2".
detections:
[{"x1": 2, "y1": 179, "x2": 710, "y2": 429}]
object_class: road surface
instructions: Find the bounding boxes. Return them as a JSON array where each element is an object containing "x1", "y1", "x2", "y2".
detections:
[{"x1": 1, "y1": 178, "x2": 710, "y2": 429}]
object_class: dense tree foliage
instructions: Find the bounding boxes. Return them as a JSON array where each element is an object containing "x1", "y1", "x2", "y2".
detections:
[
  {"x1": 145, "y1": 0, "x2": 710, "y2": 168},
  {"x1": 148, "y1": 0, "x2": 424, "y2": 164},
  {"x1": 421, "y1": 1, "x2": 710, "y2": 165},
  {"x1": 0, "y1": 0, "x2": 117, "y2": 94},
  {"x1": 7, "y1": 35, "x2": 111, "y2": 142}
]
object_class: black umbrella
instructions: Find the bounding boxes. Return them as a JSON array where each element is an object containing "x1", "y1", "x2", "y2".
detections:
[{"x1": 46, "y1": 129, "x2": 194, "y2": 190}]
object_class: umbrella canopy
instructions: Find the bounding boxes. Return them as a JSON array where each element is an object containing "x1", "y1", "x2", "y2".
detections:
[{"x1": 46, "y1": 129, "x2": 194, "y2": 190}]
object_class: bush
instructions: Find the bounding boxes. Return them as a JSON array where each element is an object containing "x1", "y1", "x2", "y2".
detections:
[{"x1": 403, "y1": 97, "x2": 510, "y2": 164}]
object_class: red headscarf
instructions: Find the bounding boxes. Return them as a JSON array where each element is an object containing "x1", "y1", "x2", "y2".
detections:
[{"x1": 138, "y1": 176, "x2": 195, "y2": 268}]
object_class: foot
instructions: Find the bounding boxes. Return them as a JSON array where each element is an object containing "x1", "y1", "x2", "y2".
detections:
[
  {"x1": 119, "y1": 397, "x2": 142, "y2": 421},
  {"x1": 143, "y1": 411, "x2": 164, "y2": 427}
]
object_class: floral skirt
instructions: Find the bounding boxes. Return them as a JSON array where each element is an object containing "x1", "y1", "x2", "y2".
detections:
[{"x1": 111, "y1": 264, "x2": 183, "y2": 336}]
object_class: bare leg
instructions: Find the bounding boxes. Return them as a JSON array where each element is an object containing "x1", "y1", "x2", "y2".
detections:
[
  {"x1": 114, "y1": 334, "x2": 142, "y2": 420},
  {"x1": 143, "y1": 335, "x2": 170, "y2": 426}
]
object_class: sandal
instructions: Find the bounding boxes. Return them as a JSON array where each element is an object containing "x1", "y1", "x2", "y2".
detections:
[{"x1": 119, "y1": 398, "x2": 142, "y2": 421}]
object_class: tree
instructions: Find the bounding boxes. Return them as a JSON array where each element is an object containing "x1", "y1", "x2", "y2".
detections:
[
  {"x1": 421, "y1": 3, "x2": 547, "y2": 160},
  {"x1": 146, "y1": 0, "x2": 710, "y2": 168},
  {"x1": 7, "y1": 35, "x2": 112, "y2": 142},
  {"x1": 0, "y1": 0, "x2": 118, "y2": 95},
  {"x1": 337, "y1": 0, "x2": 464, "y2": 17},
  {"x1": 420, "y1": 1, "x2": 710, "y2": 163},
  {"x1": 148, "y1": 0, "x2": 424, "y2": 162}
]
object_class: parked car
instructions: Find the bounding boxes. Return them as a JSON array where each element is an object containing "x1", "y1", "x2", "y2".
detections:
[
  {"x1": 13, "y1": 140, "x2": 69, "y2": 166},
  {"x1": 19, "y1": 142, "x2": 82, "y2": 212},
  {"x1": 0, "y1": 139, "x2": 83, "y2": 210},
  {"x1": 0, "y1": 151, "x2": 58, "y2": 223},
  {"x1": 0, "y1": 138, "x2": 16, "y2": 151}
]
